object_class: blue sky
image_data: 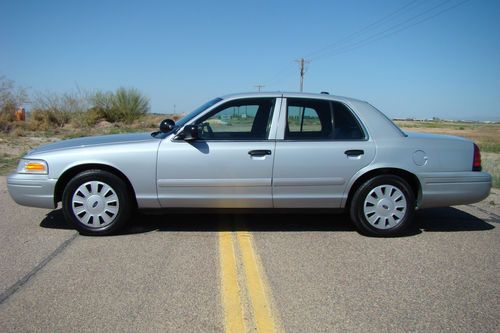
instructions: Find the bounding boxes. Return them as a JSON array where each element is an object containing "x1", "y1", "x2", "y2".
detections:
[{"x1": 1, "y1": 0, "x2": 499, "y2": 120}]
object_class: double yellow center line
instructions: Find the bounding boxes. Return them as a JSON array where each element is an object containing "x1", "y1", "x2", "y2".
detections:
[{"x1": 219, "y1": 224, "x2": 282, "y2": 332}]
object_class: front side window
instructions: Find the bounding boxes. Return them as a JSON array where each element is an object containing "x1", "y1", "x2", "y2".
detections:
[
  {"x1": 285, "y1": 98, "x2": 365, "y2": 140},
  {"x1": 195, "y1": 98, "x2": 275, "y2": 140}
]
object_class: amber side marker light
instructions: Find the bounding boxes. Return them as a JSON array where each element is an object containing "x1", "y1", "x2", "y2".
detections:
[
  {"x1": 17, "y1": 159, "x2": 48, "y2": 174},
  {"x1": 25, "y1": 163, "x2": 46, "y2": 171}
]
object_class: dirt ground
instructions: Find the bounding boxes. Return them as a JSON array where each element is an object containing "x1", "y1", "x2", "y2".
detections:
[
  {"x1": 470, "y1": 188, "x2": 499, "y2": 215},
  {"x1": 0, "y1": 136, "x2": 57, "y2": 157}
]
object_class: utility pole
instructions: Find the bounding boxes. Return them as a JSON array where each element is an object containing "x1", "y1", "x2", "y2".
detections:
[
  {"x1": 295, "y1": 58, "x2": 310, "y2": 92},
  {"x1": 254, "y1": 84, "x2": 265, "y2": 92}
]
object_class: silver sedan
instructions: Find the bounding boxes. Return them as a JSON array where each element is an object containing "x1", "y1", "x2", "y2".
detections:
[{"x1": 7, "y1": 92, "x2": 492, "y2": 236}]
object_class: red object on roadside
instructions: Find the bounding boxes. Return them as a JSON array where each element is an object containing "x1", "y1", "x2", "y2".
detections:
[{"x1": 15, "y1": 108, "x2": 25, "y2": 121}]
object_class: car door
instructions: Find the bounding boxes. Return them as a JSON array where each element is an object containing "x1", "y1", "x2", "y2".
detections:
[
  {"x1": 272, "y1": 97, "x2": 376, "y2": 208},
  {"x1": 156, "y1": 97, "x2": 281, "y2": 208}
]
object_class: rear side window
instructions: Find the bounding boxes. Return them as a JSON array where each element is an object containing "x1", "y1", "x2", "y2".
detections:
[{"x1": 285, "y1": 98, "x2": 365, "y2": 140}]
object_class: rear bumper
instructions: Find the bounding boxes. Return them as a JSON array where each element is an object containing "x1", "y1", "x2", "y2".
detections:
[
  {"x1": 7, "y1": 173, "x2": 57, "y2": 209},
  {"x1": 418, "y1": 171, "x2": 491, "y2": 209}
]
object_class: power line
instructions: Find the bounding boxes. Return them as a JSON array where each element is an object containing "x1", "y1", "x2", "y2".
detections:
[
  {"x1": 305, "y1": 0, "x2": 425, "y2": 60},
  {"x1": 262, "y1": 0, "x2": 433, "y2": 88},
  {"x1": 260, "y1": 0, "x2": 470, "y2": 89},
  {"x1": 311, "y1": 0, "x2": 469, "y2": 61}
]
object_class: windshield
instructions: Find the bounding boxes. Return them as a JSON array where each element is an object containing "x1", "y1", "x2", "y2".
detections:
[
  {"x1": 175, "y1": 97, "x2": 223, "y2": 128},
  {"x1": 152, "y1": 97, "x2": 223, "y2": 138}
]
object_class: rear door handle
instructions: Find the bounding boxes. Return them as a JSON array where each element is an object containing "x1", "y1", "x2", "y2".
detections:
[
  {"x1": 248, "y1": 150, "x2": 272, "y2": 157},
  {"x1": 344, "y1": 149, "x2": 364, "y2": 157}
]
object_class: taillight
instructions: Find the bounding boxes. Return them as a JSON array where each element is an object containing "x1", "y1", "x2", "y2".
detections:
[{"x1": 473, "y1": 143, "x2": 482, "y2": 171}]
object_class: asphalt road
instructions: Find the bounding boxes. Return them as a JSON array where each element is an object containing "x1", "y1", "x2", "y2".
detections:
[{"x1": 0, "y1": 176, "x2": 498, "y2": 332}]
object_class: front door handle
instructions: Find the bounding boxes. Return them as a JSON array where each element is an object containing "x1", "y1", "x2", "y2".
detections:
[
  {"x1": 345, "y1": 149, "x2": 364, "y2": 157},
  {"x1": 248, "y1": 150, "x2": 272, "y2": 157}
]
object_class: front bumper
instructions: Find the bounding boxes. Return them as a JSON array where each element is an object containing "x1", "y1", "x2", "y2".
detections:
[
  {"x1": 7, "y1": 173, "x2": 57, "y2": 209},
  {"x1": 418, "y1": 171, "x2": 492, "y2": 209}
]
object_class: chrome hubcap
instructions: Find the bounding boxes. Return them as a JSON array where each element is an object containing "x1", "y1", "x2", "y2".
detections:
[
  {"x1": 71, "y1": 181, "x2": 119, "y2": 228},
  {"x1": 363, "y1": 184, "x2": 407, "y2": 229}
]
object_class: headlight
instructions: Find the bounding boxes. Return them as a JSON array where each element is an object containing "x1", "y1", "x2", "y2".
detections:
[{"x1": 17, "y1": 159, "x2": 49, "y2": 174}]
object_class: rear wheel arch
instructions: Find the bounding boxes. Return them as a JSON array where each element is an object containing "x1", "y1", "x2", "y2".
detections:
[
  {"x1": 54, "y1": 164, "x2": 137, "y2": 208},
  {"x1": 345, "y1": 168, "x2": 421, "y2": 209}
]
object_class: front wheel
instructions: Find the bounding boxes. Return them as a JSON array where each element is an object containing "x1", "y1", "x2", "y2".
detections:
[
  {"x1": 62, "y1": 170, "x2": 132, "y2": 236},
  {"x1": 350, "y1": 175, "x2": 415, "y2": 236}
]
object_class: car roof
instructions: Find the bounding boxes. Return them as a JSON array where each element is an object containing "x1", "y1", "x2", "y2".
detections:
[{"x1": 219, "y1": 92, "x2": 367, "y2": 104}]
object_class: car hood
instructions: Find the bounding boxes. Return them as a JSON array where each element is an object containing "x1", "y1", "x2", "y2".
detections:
[{"x1": 28, "y1": 132, "x2": 157, "y2": 155}]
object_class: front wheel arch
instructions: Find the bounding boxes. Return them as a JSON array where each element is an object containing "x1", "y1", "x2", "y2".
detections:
[{"x1": 54, "y1": 164, "x2": 137, "y2": 208}]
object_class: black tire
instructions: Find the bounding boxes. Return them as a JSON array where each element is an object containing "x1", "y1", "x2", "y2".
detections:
[
  {"x1": 62, "y1": 169, "x2": 132, "y2": 236},
  {"x1": 350, "y1": 175, "x2": 415, "y2": 237}
]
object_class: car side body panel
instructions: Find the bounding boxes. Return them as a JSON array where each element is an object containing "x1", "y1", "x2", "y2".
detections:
[
  {"x1": 156, "y1": 139, "x2": 275, "y2": 208},
  {"x1": 272, "y1": 140, "x2": 376, "y2": 208}
]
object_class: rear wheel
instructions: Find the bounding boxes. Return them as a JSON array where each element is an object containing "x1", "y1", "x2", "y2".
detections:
[
  {"x1": 350, "y1": 175, "x2": 415, "y2": 236},
  {"x1": 62, "y1": 170, "x2": 132, "y2": 236}
]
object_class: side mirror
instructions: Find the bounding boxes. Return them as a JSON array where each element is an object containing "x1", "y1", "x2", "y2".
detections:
[
  {"x1": 182, "y1": 125, "x2": 199, "y2": 141},
  {"x1": 159, "y1": 119, "x2": 176, "y2": 133}
]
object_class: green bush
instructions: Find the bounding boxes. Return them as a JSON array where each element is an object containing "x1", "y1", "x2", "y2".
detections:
[
  {"x1": 91, "y1": 91, "x2": 114, "y2": 111},
  {"x1": 87, "y1": 87, "x2": 150, "y2": 124},
  {"x1": 88, "y1": 91, "x2": 114, "y2": 124},
  {"x1": 69, "y1": 107, "x2": 106, "y2": 127}
]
